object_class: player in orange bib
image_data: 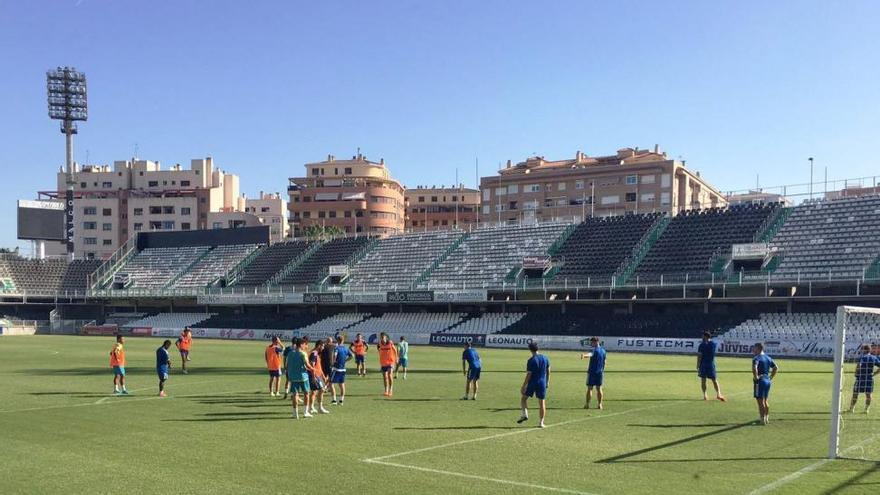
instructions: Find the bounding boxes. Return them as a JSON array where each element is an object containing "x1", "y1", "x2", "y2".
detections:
[
  {"x1": 349, "y1": 333, "x2": 369, "y2": 377},
  {"x1": 377, "y1": 332, "x2": 399, "y2": 397},
  {"x1": 265, "y1": 336, "x2": 284, "y2": 397},
  {"x1": 109, "y1": 335, "x2": 129, "y2": 395},
  {"x1": 175, "y1": 328, "x2": 193, "y2": 374}
]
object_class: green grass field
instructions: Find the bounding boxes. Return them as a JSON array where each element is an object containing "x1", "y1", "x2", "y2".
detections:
[{"x1": 0, "y1": 336, "x2": 877, "y2": 495}]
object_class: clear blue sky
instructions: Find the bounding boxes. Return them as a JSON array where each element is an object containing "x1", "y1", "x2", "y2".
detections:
[{"x1": 1, "y1": 1, "x2": 878, "y2": 250}]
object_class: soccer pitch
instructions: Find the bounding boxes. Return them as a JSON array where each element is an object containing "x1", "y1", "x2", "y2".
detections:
[{"x1": 0, "y1": 336, "x2": 876, "y2": 495}]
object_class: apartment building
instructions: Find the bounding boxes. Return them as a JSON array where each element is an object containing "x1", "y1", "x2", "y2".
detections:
[
  {"x1": 288, "y1": 153, "x2": 405, "y2": 236},
  {"x1": 48, "y1": 157, "x2": 255, "y2": 259},
  {"x1": 245, "y1": 191, "x2": 289, "y2": 241},
  {"x1": 405, "y1": 185, "x2": 480, "y2": 230},
  {"x1": 479, "y1": 146, "x2": 726, "y2": 223}
]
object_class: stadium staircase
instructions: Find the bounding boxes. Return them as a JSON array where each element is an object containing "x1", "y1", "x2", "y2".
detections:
[
  {"x1": 268, "y1": 241, "x2": 324, "y2": 286},
  {"x1": 90, "y1": 237, "x2": 138, "y2": 289},
  {"x1": 414, "y1": 231, "x2": 470, "y2": 287},
  {"x1": 216, "y1": 245, "x2": 266, "y2": 287},
  {"x1": 547, "y1": 223, "x2": 578, "y2": 256},
  {"x1": 754, "y1": 206, "x2": 793, "y2": 243},
  {"x1": 334, "y1": 237, "x2": 380, "y2": 288},
  {"x1": 864, "y1": 254, "x2": 880, "y2": 281},
  {"x1": 162, "y1": 248, "x2": 213, "y2": 289},
  {"x1": 614, "y1": 215, "x2": 670, "y2": 286}
]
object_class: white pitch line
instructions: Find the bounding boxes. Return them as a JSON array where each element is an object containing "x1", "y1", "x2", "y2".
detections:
[
  {"x1": 93, "y1": 380, "x2": 221, "y2": 404},
  {"x1": 747, "y1": 434, "x2": 880, "y2": 495},
  {"x1": 366, "y1": 392, "x2": 750, "y2": 463},
  {"x1": 364, "y1": 459, "x2": 599, "y2": 495},
  {"x1": 0, "y1": 386, "x2": 253, "y2": 414}
]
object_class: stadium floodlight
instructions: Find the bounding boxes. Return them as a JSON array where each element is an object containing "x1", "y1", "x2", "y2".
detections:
[{"x1": 46, "y1": 66, "x2": 88, "y2": 257}]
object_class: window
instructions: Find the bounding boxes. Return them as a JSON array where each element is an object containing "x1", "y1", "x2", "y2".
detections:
[
  {"x1": 181, "y1": 207, "x2": 191, "y2": 215},
  {"x1": 303, "y1": 196, "x2": 312, "y2": 202},
  {"x1": 545, "y1": 183, "x2": 552, "y2": 192},
  {"x1": 482, "y1": 189, "x2": 490, "y2": 201},
  {"x1": 149, "y1": 206, "x2": 162, "y2": 214},
  {"x1": 181, "y1": 222, "x2": 191, "y2": 230},
  {"x1": 102, "y1": 223, "x2": 112, "y2": 231},
  {"x1": 575, "y1": 180, "x2": 584, "y2": 190},
  {"x1": 344, "y1": 167, "x2": 352, "y2": 175},
  {"x1": 661, "y1": 174, "x2": 671, "y2": 188},
  {"x1": 212, "y1": 222, "x2": 223, "y2": 229},
  {"x1": 162, "y1": 206, "x2": 174, "y2": 214},
  {"x1": 102, "y1": 208, "x2": 112, "y2": 216},
  {"x1": 507, "y1": 184, "x2": 519, "y2": 194},
  {"x1": 329, "y1": 211, "x2": 336, "y2": 218},
  {"x1": 102, "y1": 181, "x2": 113, "y2": 188},
  {"x1": 162, "y1": 221, "x2": 175, "y2": 230},
  {"x1": 509, "y1": 201, "x2": 518, "y2": 210},
  {"x1": 312, "y1": 168, "x2": 319, "y2": 176},
  {"x1": 494, "y1": 204, "x2": 505, "y2": 212},
  {"x1": 601, "y1": 195, "x2": 620, "y2": 205},
  {"x1": 641, "y1": 175, "x2": 656, "y2": 185},
  {"x1": 344, "y1": 210, "x2": 351, "y2": 218},
  {"x1": 625, "y1": 192, "x2": 637, "y2": 202},
  {"x1": 303, "y1": 211, "x2": 311, "y2": 219},
  {"x1": 417, "y1": 196, "x2": 425, "y2": 202},
  {"x1": 452, "y1": 195, "x2": 458, "y2": 202},
  {"x1": 133, "y1": 208, "x2": 143, "y2": 216},
  {"x1": 133, "y1": 223, "x2": 143, "y2": 231},
  {"x1": 83, "y1": 222, "x2": 97, "y2": 230},
  {"x1": 640, "y1": 193, "x2": 656, "y2": 203},
  {"x1": 148, "y1": 181, "x2": 159, "y2": 187},
  {"x1": 524, "y1": 184, "x2": 540, "y2": 193},
  {"x1": 626, "y1": 175, "x2": 638, "y2": 185},
  {"x1": 318, "y1": 211, "x2": 326, "y2": 218},
  {"x1": 558, "y1": 182, "x2": 566, "y2": 191},
  {"x1": 660, "y1": 192, "x2": 671, "y2": 206},
  {"x1": 494, "y1": 187, "x2": 506, "y2": 196},
  {"x1": 261, "y1": 207, "x2": 270, "y2": 213},
  {"x1": 355, "y1": 210, "x2": 364, "y2": 218},
  {"x1": 482, "y1": 205, "x2": 490, "y2": 214},
  {"x1": 431, "y1": 196, "x2": 438, "y2": 202},
  {"x1": 80, "y1": 182, "x2": 87, "y2": 188},
  {"x1": 523, "y1": 200, "x2": 538, "y2": 211},
  {"x1": 441, "y1": 220, "x2": 448, "y2": 226},
  {"x1": 83, "y1": 207, "x2": 96, "y2": 215},
  {"x1": 83, "y1": 237, "x2": 97, "y2": 245},
  {"x1": 102, "y1": 239, "x2": 112, "y2": 246},
  {"x1": 181, "y1": 180, "x2": 191, "y2": 187}
]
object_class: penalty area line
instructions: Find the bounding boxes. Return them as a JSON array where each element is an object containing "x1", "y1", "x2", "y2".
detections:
[{"x1": 364, "y1": 458, "x2": 599, "y2": 495}]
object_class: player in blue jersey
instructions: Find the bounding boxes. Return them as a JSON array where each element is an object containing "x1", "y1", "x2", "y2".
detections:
[
  {"x1": 518, "y1": 342, "x2": 550, "y2": 428},
  {"x1": 752, "y1": 343, "x2": 778, "y2": 425},
  {"x1": 156, "y1": 340, "x2": 172, "y2": 397},
  {"x1": 697, "y1": 332, "x2": 726, "y2": 402},
  {"x1": 330, "y1": 335, "x2": 352, "y2": 405},
  {"x1": 580, "y1": 337, "x2": 606, "y2": 410},
  {"x1": 848, "y1": 344, "x2": 880, "y2": 414},
  {"x1": 461, "y1": 341, "x2": 482, "y2": 400}
]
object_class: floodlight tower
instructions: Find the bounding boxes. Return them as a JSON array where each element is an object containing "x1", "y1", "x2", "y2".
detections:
[{"x1": 46, "y1": 67, "x2": 88, "y2": 258}]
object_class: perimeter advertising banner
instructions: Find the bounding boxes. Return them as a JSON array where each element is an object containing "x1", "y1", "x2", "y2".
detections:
[{"x1": 429, "y1": 333, "x2": 486, "y2": 346}]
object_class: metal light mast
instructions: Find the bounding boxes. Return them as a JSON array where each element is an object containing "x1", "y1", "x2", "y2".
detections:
[{"x1": 47, "y1": 67, "x2": 88, "y2": 257}]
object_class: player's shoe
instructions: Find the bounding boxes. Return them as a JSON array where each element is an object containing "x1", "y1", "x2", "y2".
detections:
[
  {"x1": 114, "y1": 390, "x2": 121, "y2": 395},
  {"x1": 470, "y1": 396, "x2": 476, "y2": 401},
  {"x1": 538, "y1": 422, "x2": 546, "y2": 428},
  {"x1": 121, "y1": 390, "x2": 129, "y2": 395},
  {"x1": 303, "y1": 411, "x2": 313, "y2": 418},
  {"x1": 292, "y1": 412, "x2": 299, "y2": 420},
  {"x1": 717, "y1": 395, "x2": 727, "y2": 402},
  {"x1": 338, "y1": 400, "x2": 344, "y2": 406},
  {"x1": 319, "y1": 407, "x2": 330, "y2": 414},
  {"x1": 331, "y1": 399, "x2": 337, "y2": 405},
  {"x1": 461, "y1": 395, "x2": 469, "y2": 400},
  {"x1": 159, "y1": 391, "x2": 167, "y2": 397},
  {"x1": 182, "y1": 370, "x2": 188, "y2": 375},
  {"x1": 597, "y1": 403, "x2": 604, "y2": 410},
  {"x1": 583, "y1": 403, "x2": 589, "y2": 409},
  {"x1": 703, "y1": 396, "x2": 709, "y2": 401},
  {"x1": 516, "y1": 415, "x2": 529, "y2": 424}
]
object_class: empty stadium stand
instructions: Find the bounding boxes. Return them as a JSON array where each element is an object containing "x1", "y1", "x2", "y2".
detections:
[
  {"x1": 767, "y1": 196, "x2": 880, "y2": 281},
  {"x1": 498, "y1": 312, "x2": 747, "y2": 338},
  {"x1": 114, "y1": 246, "x2": 210, "y2": 289},
  {"x1": 346, "y1": 312, "x2": 467, "y2": 335},
  {"x1": 0, "y1": 256, "x2": 67, "y2": 294},
  {"x1": 445, "y1": 313, "x2": 526, "y2": 334},
  {"x1": 232, "y1": 240, "x2": 313, "y2": 287},
  {"x1": 553, "y1": 213, "x2": 661, "y2": 283},
  {"x1": 632, "y1": 204, "x2": 779, "y2": 283},
  {"x1": 347, "y1": 231, "x2": 463, "y2": 290},
  {"x1": 123, "y1": 312, "x2": 214, "y2": 329},
  {"x1": 423, "y1": 222, "x2": 570, "y2": 289},
  {"x1": 60, "y1": 259, "x2": 102, "y2": 292},
  {"x1": 719, "y1": 312, "x2": 880, "y2": 343},
  {"x1": 172, "y1": 244, "x2": 261, "y2": 288},
  {"x1": 192, "y1": 313, "x2": 324, "y2": 330},
  {"x1": 280, "y1": 236, "x2": 372, "y2": 287}
]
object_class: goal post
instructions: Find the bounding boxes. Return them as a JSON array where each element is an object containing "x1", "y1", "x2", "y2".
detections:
[{"x1": 828, "y1": 305, "x2": 880, "y2": 460}]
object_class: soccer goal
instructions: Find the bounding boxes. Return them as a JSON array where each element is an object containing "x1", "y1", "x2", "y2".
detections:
[{"x1": 828, "y1": 305, "x2": 880, "y2": 460}]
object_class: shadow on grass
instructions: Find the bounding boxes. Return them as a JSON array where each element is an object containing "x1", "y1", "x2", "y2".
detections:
[
  {"x1": 20, "y1": 367, "x2": 265, "y2": 376},
  {"x1": 27, "y1": 391, "x2": 108, "y2": 398},
  {"x1": 821, "y1": 461, "x2": 880, "y2": 494},
  {"x1": 393, "y1": 425, "x2": 520, "y2": 431},
  {"x1": 628, "y1": 423, "x2": 742, "y2": 428},
  {"x1": 618, "y1": 456, "x2": 825, "y2": 464},
  {"x1": 596, "y1": 421, "x2": 755, "y2": 463},
  {"x1": 484, "y1": 407, "x2": 591, "y2": 412},
  {"x1": 376, "y1": 398, "x2": 457, "y2": 402}
]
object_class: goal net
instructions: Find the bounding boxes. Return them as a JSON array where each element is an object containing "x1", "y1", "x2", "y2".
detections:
[{"x1": 829, "y1": 305, "x2": 880, "y2": 460}]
